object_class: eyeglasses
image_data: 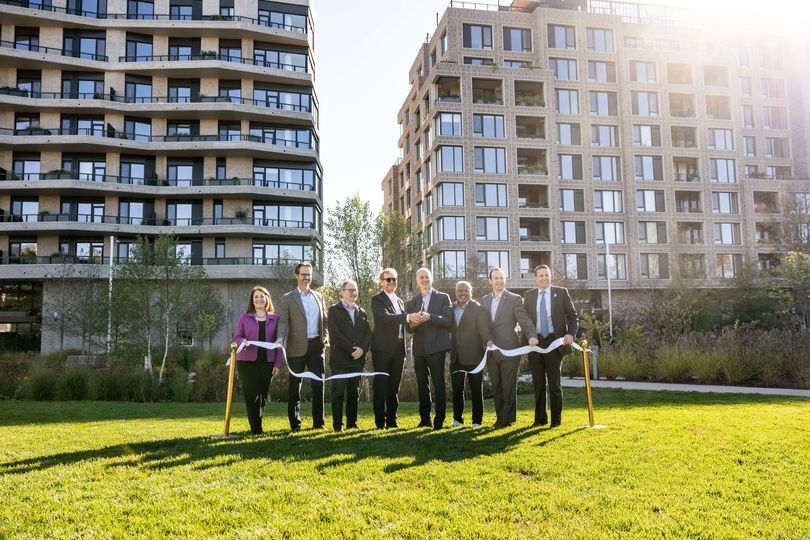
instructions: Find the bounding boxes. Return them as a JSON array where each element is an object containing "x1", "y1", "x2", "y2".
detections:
[
  {"x1": 383, "y1": 277, "x2": 397, "y2": 283},
  {"x1": 342, "y1": 288, "x2": 358, "y2": 293}
]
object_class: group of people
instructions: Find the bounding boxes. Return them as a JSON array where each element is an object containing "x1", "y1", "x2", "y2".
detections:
[{"x1": 232, "y1": 261, "x2": 579, "y2": 434}]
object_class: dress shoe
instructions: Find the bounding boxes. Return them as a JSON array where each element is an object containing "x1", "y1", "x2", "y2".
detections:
[
  {"x1": 472, "y1": 423, "x2": 482, "y2": 428},
  {"x1": 550, "y1": 421, "x2": 561, "y2": 428},
  {"x1": 492, "y1": 420, "x2": 505, "y2": 429},
  {"x1": 386, "y1": 422, "x2": 400, "y2": 429},
  {"x1": 433, "y1": 424, "x2": 444, "y2": 430},
  {"x1": 334, "y1": 426, "x2": 344, "y2": 433},
  {"x1": 347, "y1": 424, "x2": 360, "y2": 430},
  {"x1": 450, "y1": 420, "x2": 463, "y2": 427},
  {"x1": 417, "y1": 421, "x2": 432, "y2": 428},
  {"x1": 290, "y1": 426, "x2": 301, "y2": 433},
  {"x1": 376, "y1": 424, "x2": 386, "y2": 430},
  {"x1": 531, "y1": 421, "x2": 548, "y2": 428},
  {"x1": 312, "y1": 425, "x2": 327, "y2": 430}
]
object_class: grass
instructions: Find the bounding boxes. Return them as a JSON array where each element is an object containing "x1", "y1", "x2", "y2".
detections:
[{"x1": 1, "y1": 390, "x2": 808, "y2": 539}]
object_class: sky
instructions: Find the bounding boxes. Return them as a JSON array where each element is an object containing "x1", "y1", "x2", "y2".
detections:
[{"x1": 313, "y1": 0, "x2": 810, "y2": 213}]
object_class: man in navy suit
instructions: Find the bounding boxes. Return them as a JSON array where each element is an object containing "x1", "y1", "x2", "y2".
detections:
[
  {"x1": 523, "y1": 264, "x2": 579, "y2": 428},
  {"x1": 406, "y1": 267, "x2": 452, "y2": 430}
]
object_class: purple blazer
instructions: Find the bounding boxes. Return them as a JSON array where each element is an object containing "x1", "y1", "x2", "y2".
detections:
[{"x1": 232, "y1": 312, "x2": 283, "y2": 367}]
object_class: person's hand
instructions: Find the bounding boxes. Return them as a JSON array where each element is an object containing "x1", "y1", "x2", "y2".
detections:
[
  {"x1": 528, "y1": 337, "x2": 539, "y2": 347},
  {"x1": 421, "y1": 312, "x2": 431, "y2": 321},
  {"x1": 486, "y1": 340, "x2": 494, "y2": 349},
  {"x1": 272, "y1": 366, "x2": 280, "y2": 376},
  {"x1": 563, "y1": 334, "x2": 574, "y2": 346},
  {"x1": 274, "y1": 338, "x2": 283, "y2": 346},
  {"x1": 351, "y1": 346, "x2": 363, "y2": 359}
]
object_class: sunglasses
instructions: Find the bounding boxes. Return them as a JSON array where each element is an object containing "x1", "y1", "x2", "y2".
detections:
[{"x1": 383, "y1": 277, "x2": 397, "y2": 283}]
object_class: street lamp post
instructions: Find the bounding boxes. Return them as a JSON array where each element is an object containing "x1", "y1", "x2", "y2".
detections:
[{"x1": 604, "y1": 240, "x2": 614, "y2": 341}]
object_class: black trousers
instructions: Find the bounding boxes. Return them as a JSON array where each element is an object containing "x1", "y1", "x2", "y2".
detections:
[
  {"x1": 287, "y1": 338, "x2": 325, "y2": 429},
  {"x1": 331, "y1": 362, "x2": 363, "y2": 430},
  {"x1": 371, "y1": 341, "x2": 405, "y2": 428},
  {"x1": 236, "y1": 360, "x2": 274, "y2": 434},
  {"x1": 529, "y1": 333, "x2": 564, "y2": 425},
  {"x1": 413, "y1": 351, "x2": 447, "y2": 428},
  {"x1": 450, "y1": 362, "x2": 484, "y2": 425}
]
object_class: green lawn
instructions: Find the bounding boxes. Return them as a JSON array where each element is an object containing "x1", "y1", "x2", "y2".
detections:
[{"x1": 1, "y1": 390, "x2": 808, "y2": 539}]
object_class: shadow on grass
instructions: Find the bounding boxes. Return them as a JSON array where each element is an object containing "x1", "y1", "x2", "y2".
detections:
[
  {"x1": 565, "y1": 388, "x2": 809, "y2": 409},
  {"x1": 0, "y1": 423, "x2": 584, "y2": 476}
]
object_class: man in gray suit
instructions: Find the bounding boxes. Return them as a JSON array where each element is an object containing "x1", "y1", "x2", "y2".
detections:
[
  {"x1": 523, "y1": 264, "x2": 578, "y2": 428},
  {"x1": 480, "y1": 267, "x2": 536, "y2": 429},
  {"x1": 276, "y1": 261, "x2": 328, "y2": 431}
]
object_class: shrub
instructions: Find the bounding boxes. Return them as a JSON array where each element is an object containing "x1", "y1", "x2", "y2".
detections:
[
  {"x1": 57, "y1": 368, "x2": 91, "y2": 400},
  {"x1": 561, "y1": 352, "x2": 582, "y2": 377},
  {"x1": 29, "y1": 369, "x2": 58, "y2": 400},
  {"x1": 654, "y1": 347, "x2": 691, "y2": 382},
  {"x1": 720, "y1": 355, "x2": 757, "y2": 386},
  {"x1": 688, "y1": 350, "x2": 725, "y2": 384},
  {"x1": 170, "y1": 367, "x2": 191, "y2": 403},
  {"x1": 0, "y1": 353, "x2": 33, "y2": 399},
  {"x1": 191, "y1": 350, "x2": 231, "y2": 402},
  {"x1": 95, "y1": 368, "x2": 129, "y2": 401}
]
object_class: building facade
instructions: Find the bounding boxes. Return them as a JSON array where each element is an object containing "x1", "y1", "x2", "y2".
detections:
[
  {"x1": 0, "y1": 0, "x2": 322, "y2": 353},
  {"x1": 382, "y1": 0, "x2": 810, "y2": 308}
]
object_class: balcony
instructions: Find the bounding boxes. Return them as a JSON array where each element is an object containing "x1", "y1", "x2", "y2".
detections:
[
  {"x1": 755, "y1": 223, "x2": 780, "y2": 244},
  {"x1": 0, "y1": 39, "x2": 107, "y2": 61},
  {"x1": 516, "y1": 149, "x2": 547, "y2": 175},
  {"x1": 519, "y1": 218, "x2": 550, "y2": 242},
  {"x1": 0, "y1": 213, "x2": 317, "y2": 230},
  {"x1": 669, "y1": 94, "x2": 695, "y2": 118},
  {"x1": 673, "y1": 157, "x2": 699, "y2": 182},
  {"x1": 671, "y1": 126, "x2": 697, "y2": 148},
  {"x1": 677, "y1": 223, "x2": 704, "y2": 245},
  {"x1": 435, "y1": 76, "x2": 461, "y2": 103},
  {"x1": 517, "y1": 185, "x2": 549, "y2": 208},
  {"x1": 0, "y1": 0, "x2": 310, "y2": 34},
  {"x1": 118, "y1": 53, "x2": 307, "y2": 73},
  {"x1": 675, "y1": 191, "x2": 702, "y2": 213},
  {"x1": 519, "y1": 251, "x2": 551, "y2": 278},
  {"x1": 514, "y1": 81, "x2": 544, "y2": 107},
  {"x1": 515, "y1": 116, "x2": 545, "y2": 139},
  {"x1": 471, "y1": 78, "x2": 502, "y2": 105},
  {"x1": 753, "y1": 192, "x2": 780, "y2": 213}
]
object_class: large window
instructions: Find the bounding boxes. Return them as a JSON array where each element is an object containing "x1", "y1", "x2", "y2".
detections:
[
  {"x1": 593, "y1": 156, "x2": 620, "y2": 181},
  {"x1": 594, "y1": 190, "x2": 623, "y2": 213},
  {"x1": 558, "y1": 154, "x2": 583, "y2": 180},
  {"x1": 563, "y1": 254, "x2": 588, "y2": 280},
  {"x1": 472, "y1": 114, "x2": 504, "y2": 138},
  {"x1": 12, "y1": 154, "x2": 40, "y2": 181},
  {"x1": 640, "y1": 254, "x2": 669, "y2": 279},
  {"x1": 556, "y1": 89, "x2": 579, "y2": 114},
  {"x1": 476, "y1": 217, "x2": 508, "y2": 240},
  {"x1": 437, "y1": 146, "x2": 463, "y2": 173},
  {"x1": 474, "y1": 147, "x2": 506, "y2": 174},
  {"x1": 548, "y1": 25, "x2": 575, "y2": 50},
  {"x1": 590, "y1": 91, "x2": 618, "y2": 116},
  {"x1": 254, "y1": 48, "x2": 307, "y2": 72},
  {"x1": 597, "y1": 254, "x2": 627, "y2": 280},
  {"x1": 557, "y1": 123, "x2": 581, "y2": 145},
  {"x1": 560, "y1": 189, "x2": 584, "y2": 212},
  {"x1": 258, "y1": 9, "x2": 307, "y2": 32},
  {"x1": 634, "y1": 156, "x2": 663, "y2": 181},
  {"x1": 462, "y1": 24, "x2": 493, "y2": 49},
  {"x1": 438, "y1": 251, "x2": 466, "y2": 278},
  {"x1": 550, "y1": 58, "x2": 577, "y2": 80},
  {"x1": 708, "y1": 128, "x2": 734, "y2": 150},
  {"x1": 710, "y1": 159, "x2": 737, "y2": 183},
  {"x1": 636, "y1": 190, "x2": 665, "y2": 212},
  {"x1": 475, "y1": 183, "x2": 507, "y2": 207},
  {"x1": 714, "y1": 223, "x2": 740, "y2": 245},
  {"x1": 638, "y1": 221, "x2": 667, "y2": 244},
  {"x1": 712, "y1": 192, "x2": 739, "y2": 214},
  {"x1": 436, "y1": 113, "x2": 462, "y2": 137},
  {"x1": 561, "y1": 221, "x2": 586, "y2": 244},
  {"x1": 630, "y1": 61, "x2": 656, "y2": 83},
  {"x1": 716, "y1": 254, "x2": 742, "y2": 279},
  {"x1": 477, "y1": 251, "x2": 509, "y2": 277},
  {"x1": 439, "y1": 182, "x2": 464, "y2": 206},
  {"x1": 595, "y1": 222, "x2": 625, "y2": 244},
  {"x1": 591, "y1": 125, "x2": 618, "y2": 147},
  {"x1": 587, "y1": 61, "x2": 616, "y2": 83},
  {"x1": 253, "y1": 244, "x2": 313, "y2": 264},
  {"x1": 632, "y1": 91, "x2": 659, "y2": 116},
  {"x1": 632, "y1": 125, "x2": 661, "y2": 147},
  {"x1": 504, "y1": 27, "x2": 531, "y2": 52},
  {"x1": 128, "y1": 0, "x2": 153, "y2": 18},
  {"x1": 587, "y1": 28, "x2": 614, "y2": 52},
  {"x1": 438, "y1": 217, "x2": 465, "y2": 241}
]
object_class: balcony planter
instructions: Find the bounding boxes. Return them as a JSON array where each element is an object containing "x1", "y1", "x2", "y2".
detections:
[
  {"x1": 688, "y1": 174, "x2": 700, "y2": 182},
  {"x1": 43, "y1": 169, "x2": 71, "y2": 180},
  {"x1": 201, "y1": 51, "x2": 217, "y2": 59}
]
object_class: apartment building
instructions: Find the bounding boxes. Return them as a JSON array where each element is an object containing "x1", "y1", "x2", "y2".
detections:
[
  {"x1": 0, "y1": 0, "x2": 322, "y2": 353},
  {"x1": 382, "y1": 0, "x2": 810, "y2": 307}
]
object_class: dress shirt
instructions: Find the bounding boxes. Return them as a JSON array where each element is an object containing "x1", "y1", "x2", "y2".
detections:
[
  {"x1": 490, "y1": 292, "x2": 503, "y2": 322},
  {"x1": 420, "y1": 289, "x2": 433, "y2": 312},
  {"x1": 454, "y1": 301, "x2": 468, "y2": 326},
  {"x1": 342, "y1": 301, "x2": 356, "y2": 325},
  {"x1": 298, "y1": 287, "x2": 320, "y2": 338},
  {"x1": 385, "y1": 290, "x2": 404, "y2": 338},
  {"x1": 536, "y1": 288, "x2": 554, "y2": 335}
]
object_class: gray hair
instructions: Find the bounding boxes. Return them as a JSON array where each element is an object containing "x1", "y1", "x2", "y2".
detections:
[
  {"x1": 340, "y1": 279, "x2": 358, "y2": 290},
  {"x1": 455, "y1": 280, "x2": 472, "y2": 291},
  {"x1": 415, "y1": 267, "x2": 433, "y2": 280}
]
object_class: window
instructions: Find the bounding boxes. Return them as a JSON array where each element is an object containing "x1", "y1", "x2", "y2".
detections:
[
  {"x1": 704, "y1": 65, "x2": 729, "y2": 87},
  {"x1": 440, "y1": 31, "x2": 448, "y2": 55},
  {"x1": 630, "y1": 61, "x2": 656, "y2": 83},
  {"x1": 593, "y1": 156, "x2": 620, "y2": 181},
  {"x1": 14, "y1": 27, "x2": 39, "y2": 51},
  {"x1": 463, "y1": 24, "x2": 493, "y2": 49},
  {"x1": 474, "y1": 147, "x2": 506, "y2": 174},
  {"x1": 634, "y1": 156, "x2": 663, "y2": 181},
  {"x1": 739, "y1": 77, "x2": 752, "y2": 96},
  {"x1": 464, "y1": 57, "x2": 495, "y2": 66},
  {"x1": 714, "y1": 223, "x2": 740, "y2": 245},
  {"x1": 632, "y1": 125, "x2": 661, "y2": 147},
  {"x1": 716, "y1": 254, "x2": 742, "y2": 279},
  {"x1": 741, "y1": 105, "x2": 754, "y2": 128},
  {"x1": 548, "y1": 25, "x2": 575, "y2": 50},
  {"x1": 169, "y1": 1, "x2": 193, "y2": 20},
  {"x1": 632, "y1": 91, "x2": 658, "y2": 116},
  {"x1": 439, "y1": 251, "x2": 466, "y2": 278},
  {"x1": 556, "y1": 89, "x2": 579, "y2": 114},
  {"x1": 128, "y1": 0, "x2": 153, "y2": 18},
  {"x1": 640, "y1": 254, "x2": 669, "y2": 279},
  {"x1": 762, "y1": 107, "x2": 787, "y2": 129},
  {"x1": 118, "y1": 199, "x2": 146, "y2": 225},
  {"x1": 624, "y1": 36, "x2": 643, "y2": 48},
  {"x1": 587, "y1": 28, "x2": 614, "y2": 52},
  {"x1": 125, "y1": 75, "x2": 152, "y2": 103},
  {"x1": 680, "y1": 254, "x2": 705, "y2": 278},
  {"x1": 63, "y1": 156, "x2": 106, "y2": 182},
  {"x1": 708, "y1": 129, "x2": 734, "y2": 150},
  {"x1": 125, "y1": 33, "x2": 152, "y2": 59},
  {"x1": 558, "y1": 154, "x2": 583, "y2": 180},
  {"x1": 587, "y1": 61, "x2": 616, "y2": 83},
  {"x1": 590, "y1": 91, "x2": 618, "y2": 116},
  {"x1": 710, "y1": 159, "x2": 737, "y2": 183},
  {"x1": 439, "y1": 183, "x2": 464, "y2": 206},
  {"x1": 503, "y1": 59, "x2": 531, "y2": 69},
  {"x1": 61, "y1": 199, "x2": 105, "y2": 223},
  {"x1": 438, "y1": 216, "x2": 465, "y2": 241},
  {"x1": 123, "y1": 118, "x2": 151, "y2": 141},
  {"x1": 761, "y1": 78, "x2": 785, "y2": 99},
  {"x1": 597, "y1": 254, "x2": 627, "y2": 280},
  {"x1": 253, "y1": 244, "x2": 313, "y2": 265},
  {"x1": 472, "y1": 114, "x2": 504, "y2": 138},
  {"x1": 477, "y1": 251, "x2": 509, "y2": 277},
  {"x1": 11, "y1": 198, "x2": 39, "y2": 222},
  {"x1": 636, "y1": 190, "x2": 665, "y2": 212},
  {"x1": 63, "y1": 31, "x2": 106, "y2": 60},
  {"x1": 12, "y1": 154, "x2": 40, "y2": 180},
  {"x1": 550, "y1": 58, "x2": 577, "y2": 80},
  {"x1": 595, "y1": 222, "x2": 625, "y2": 244},
  {"x1": 253, "y1": 48, "x2": 307, "y2": 72},
  {"x1": 712, "y1": 192, "x2": 739, "y2": 214},
  {"x1": 560, "y1": 189, "x2": 584, "y2": 212},
  {"x1": 638, "y1": 222, "x2": 668, "y2": 244},
  {"x1": 9, "y1": 239, "x2": 38, "y2": 264},
  {"x1": 594, "y1": 190, "x2": 623, "y2": 213},
  {"x1": 743, "y1": 136, "x2": 756, "y2": 156},
  {"x1": 476, "y1": 217, "x2": 508, "y2": 240},
  {"x1": 475, "y1": 183, "x2": 507, "y2": 207},
  {"x1": 436, "y1": 113, "x2": 462, "y2": 137},
  {"x1": 793, "y1": 193, "x2": 810, "y2": 214},
  {"x1": 504, "y1": 27, "x2": 531, "y2": 52},
  {"x1": 591, "y1": 125, "x2": 618, "y2": 147},
  {"x1": 563, "y1": 254, "x2": 588, "y2": 280},
  {"x1": 258, "y1": 9, "x2": 307, "y2": 32},
  {"x1": 557, "y1": 123, "x2": 581, "y2": 145},
  {"x1": 561, "y1": 221, "x2": 586, "y2": 244},
  {"x1": 437, "y1": 146, "x2": 463, "y2": 173},
  {"x1": 765, "y1": 138, "x2": 790, "y2": 158}
]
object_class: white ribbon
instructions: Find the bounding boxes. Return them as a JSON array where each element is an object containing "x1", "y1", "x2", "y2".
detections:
[
  {"x1": 229, "y1": 340, "x2": 389, "y2": 382},
  {"x1": 453, "y1": 338, "x2": 590, "y2": 375}
]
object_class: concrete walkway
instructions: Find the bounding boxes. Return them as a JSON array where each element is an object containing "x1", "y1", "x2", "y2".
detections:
[{"x1": 561, "y1": 378, "x2": 810, "y2": 398}]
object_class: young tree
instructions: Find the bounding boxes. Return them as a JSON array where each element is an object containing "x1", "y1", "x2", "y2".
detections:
[
  {"x1": 185, "y1": 281, "x2": 227, "y2": 350},
  {"x1": 377, "y1": 209, "x2": 424, "y2": 298},
  {"x1": 772, "y1": 251, "x2": 810, "y2": 331},
  {"x1": 44, "y1": 262, "x2": 106, "y2": 352}
]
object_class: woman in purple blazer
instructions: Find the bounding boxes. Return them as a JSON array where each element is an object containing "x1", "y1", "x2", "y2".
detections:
[{"x1": 232, "y1": 286, "x2": 283, "y2": 435}]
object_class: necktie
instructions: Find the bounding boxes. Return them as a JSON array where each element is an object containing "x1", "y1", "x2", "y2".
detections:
[{"x1": 539, "y1": 291, "x2": 549, "y2": 338}]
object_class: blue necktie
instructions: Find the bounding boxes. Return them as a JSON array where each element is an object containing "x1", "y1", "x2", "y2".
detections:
[{"x1": 539, "y1": 291, "x2": 549, "y2": 338}]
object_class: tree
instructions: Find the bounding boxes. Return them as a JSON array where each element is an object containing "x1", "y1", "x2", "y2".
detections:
[
  {"x1": 43, "y1": 263, "x2": 107, "y2": 352},
  {"x1": 771, "y1": 251, "x2": 810, "y2": 331},
  {"x1": 184, "y1": 281, "x2": 227, "y2": 350},
  {"x1": 377, "y1": 209, "x2": 424, "y2": 298},
  {"x1": 782, "y1": 195, "x2": 810, "y2": 255},
  {"x1": 324, "y1": 194, "x2": 380, "y2": 311}
]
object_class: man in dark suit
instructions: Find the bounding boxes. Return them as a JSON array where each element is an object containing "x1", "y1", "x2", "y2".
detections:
[
  {"x1": 276, "y1": 261, "x2": 328, "y2": 431},
  {"x1": 406, "y1": 267, "x2": 452, "y2": 430},
  {"x1": 370, "y1": 267, "x2": 416, "y2": 429},
  {"x1": 449, "y1": 280, "x2": 492, "y2": 428},
  {"x1": 327, "y1": 279, "x2": 372, "y2": 432},
  {"x1": 480, "y1": 267, "x2": 536, "y2": 429},
  {"x1": 523, "y1": 264, "x2": 579, "y2": 428}
]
